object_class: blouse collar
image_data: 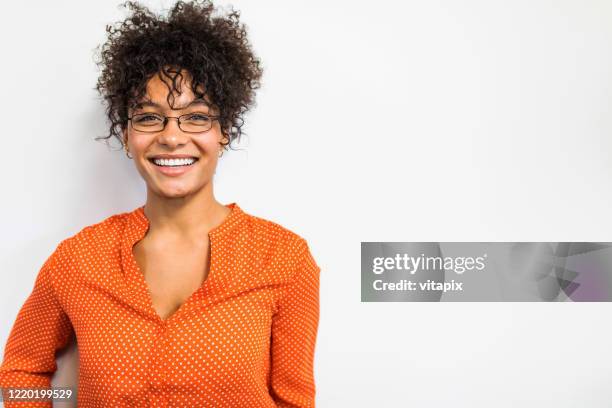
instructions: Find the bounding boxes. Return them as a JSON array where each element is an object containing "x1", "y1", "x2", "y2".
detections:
[
  {"x1": 119, "y1": 202, "x2": 246, "y2": 320},
  {"x1": 121, "y1": 202, "x2": 246, "y2": 280},
  {"x1": 130, "y1": 201, "x2": 246, "y2": 240}
]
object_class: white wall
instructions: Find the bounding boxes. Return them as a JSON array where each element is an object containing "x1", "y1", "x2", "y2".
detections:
[{"x1": 1, "y1": 0, "x2": 612, "y2": 406}]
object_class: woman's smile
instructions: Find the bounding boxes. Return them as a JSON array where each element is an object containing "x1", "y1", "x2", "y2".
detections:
[{"x1": 147, "y1": 155, "x2": 200, "y2": 177}]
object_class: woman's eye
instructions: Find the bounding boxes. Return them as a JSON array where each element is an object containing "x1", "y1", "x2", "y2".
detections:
[
  {"x1": 186, "y1": 114, "x2": 211, "y2": 122},
  {"x1": 135, "y1": 114, "x2": 162, "y2": 122}
]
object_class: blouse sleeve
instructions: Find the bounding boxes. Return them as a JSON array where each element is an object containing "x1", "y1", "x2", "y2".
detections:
[
  {"x1": 0, "y1": 240, "x2": 75, "y2": 407},
  {"x1": 269, "y1": 237, "x2": 321, "y2": 408}
]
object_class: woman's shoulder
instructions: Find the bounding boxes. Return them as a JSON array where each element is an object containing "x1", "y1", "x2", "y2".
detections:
[
  {"x1": 240, "y1": 209, "x2": 319, "y2": 276},
  {"x1": 58, "y1": 207, "x2": 135, "y2": 253},
  {"x1": 240, "y1": 209, "x2": 311, "y2": 254}
]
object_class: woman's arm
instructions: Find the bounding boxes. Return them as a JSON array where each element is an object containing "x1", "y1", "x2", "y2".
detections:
[
  {"x1": 0, "y1": 240, "x2": 75, "y2": 408},
  {"x1": 270, "y1": 238, "x2": 321, "y2": 408}
]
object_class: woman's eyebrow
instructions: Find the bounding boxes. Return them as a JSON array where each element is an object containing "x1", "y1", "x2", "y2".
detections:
[
  {"x1": 133, "y1": 100, "x2": 159, "y2": 109},
  {"x1": 133, "y1": 98, "x2": 210, "y2": 109}
]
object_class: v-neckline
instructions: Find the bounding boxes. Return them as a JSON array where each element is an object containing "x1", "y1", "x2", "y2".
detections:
[
  {"x1": 121, "y1": 202, "x2": 244, "y2": 325},
  {"x1": 131, "y1": 235, "x2": 213, "y2": 324}
]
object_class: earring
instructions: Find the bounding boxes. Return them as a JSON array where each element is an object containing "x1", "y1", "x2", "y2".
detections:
[
  {"x1": 125, "y1": 145, "x2": 133, "y2": 159},
  {"x1": 218, "y1": 148, "x2": 224, "y2": 158}
]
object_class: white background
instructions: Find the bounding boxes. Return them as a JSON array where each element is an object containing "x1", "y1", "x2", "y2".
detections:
[{"x1": 1, "y1": 0, "x2": 612, "y2": 406}]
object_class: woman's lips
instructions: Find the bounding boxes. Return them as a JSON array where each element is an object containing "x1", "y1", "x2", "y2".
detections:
[{"x1": 148, "y1": 158, "x2": 198, "y2": 177}]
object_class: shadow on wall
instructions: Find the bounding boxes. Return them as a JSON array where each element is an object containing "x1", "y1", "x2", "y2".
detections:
[{"x1": 52, "y1": 333, "x2": 79, "y2": 408}]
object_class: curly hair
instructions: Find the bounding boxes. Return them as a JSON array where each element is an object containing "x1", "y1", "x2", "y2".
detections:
[{"x1": 94, "y1": 0, "x2": 263, "y2": 151}]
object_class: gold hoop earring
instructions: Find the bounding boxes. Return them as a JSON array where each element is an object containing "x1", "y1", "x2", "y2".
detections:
[
  {"x1": 125, "y1": 146, "x2": 133, "y2": 159},
  {"x1": 218, "y1": 148, "x2": 224, "y2": 158}
]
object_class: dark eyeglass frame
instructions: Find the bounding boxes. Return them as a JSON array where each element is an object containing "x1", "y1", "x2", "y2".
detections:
[{"x1": 127, "y1": 112, "x2": 221, "y2": 133}]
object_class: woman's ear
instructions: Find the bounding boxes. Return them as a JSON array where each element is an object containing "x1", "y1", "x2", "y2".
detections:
[{"x1": 220, "y1": 130, "x2": 230, "y2": 146}]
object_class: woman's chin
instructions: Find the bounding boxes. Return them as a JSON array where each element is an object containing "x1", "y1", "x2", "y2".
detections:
[{"x1": 151, "y1": 182, "x2": 199, "y2": 198}]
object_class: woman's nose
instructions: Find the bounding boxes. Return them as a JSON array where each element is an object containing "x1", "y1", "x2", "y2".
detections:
[{"x1": 157, "y1": 117, "x2": 189, "y2": 147}]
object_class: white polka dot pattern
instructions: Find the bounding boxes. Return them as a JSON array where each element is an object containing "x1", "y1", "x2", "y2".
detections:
[{"x1": 0, "y1": 203, "x2": 320, "y2": 407}]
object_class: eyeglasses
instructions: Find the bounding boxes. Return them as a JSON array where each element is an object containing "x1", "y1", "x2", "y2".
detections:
[{"x1": 127, "y1": 112, "x2": 220, "y2": 133}]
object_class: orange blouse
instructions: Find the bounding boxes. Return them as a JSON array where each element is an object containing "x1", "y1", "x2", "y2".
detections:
[{"x1": 0, "y1": 203, "x2": 320, "y2": 407}]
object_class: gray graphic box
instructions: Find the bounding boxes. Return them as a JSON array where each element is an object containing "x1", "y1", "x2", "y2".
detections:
[{"x1": 361, "y1": 242, "x2": 612, "y2": 302}]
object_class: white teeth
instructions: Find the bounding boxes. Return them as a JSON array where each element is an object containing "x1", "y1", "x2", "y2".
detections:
[{"x1": 152, "y1": 157, "x2": 196, "y2": 167}]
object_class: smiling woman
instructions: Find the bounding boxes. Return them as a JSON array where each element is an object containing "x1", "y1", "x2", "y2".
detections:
[
  {"x1": 124, "y1": 70, "x2": 228, "y2": 195},
  {"x1": 0, "y1": 1, "x2": 321, "y2": 407}
]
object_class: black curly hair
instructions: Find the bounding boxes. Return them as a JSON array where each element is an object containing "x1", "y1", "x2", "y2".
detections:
[{"x1": 94, "y1": 0, "x2": 263, "y2": 151}]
